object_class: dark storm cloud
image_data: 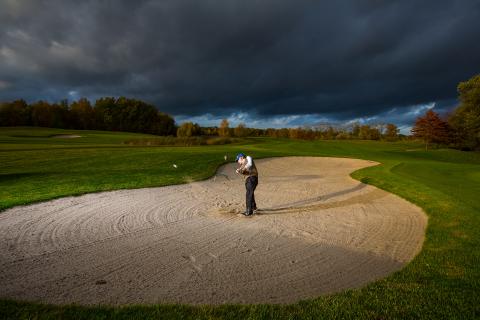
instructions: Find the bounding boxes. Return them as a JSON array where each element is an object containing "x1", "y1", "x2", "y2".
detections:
[{"x1": 0, "y1": 0, "x2": 479, "y2": 122}]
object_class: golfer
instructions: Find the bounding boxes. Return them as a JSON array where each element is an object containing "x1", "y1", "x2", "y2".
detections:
[{"x1": 235, "y1": 153, "x2": 258, "y2": 216}]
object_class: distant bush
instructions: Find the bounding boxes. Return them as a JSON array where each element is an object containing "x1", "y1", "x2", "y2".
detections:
[
  {"x1": 177, "y1": 122, "x2": 201, "y2": 137},
  {"x1": 205, "y1": 137, "x2": 235, "y2": 145},
  {"x1": 335, "y1": 132, "x2": 350, "y2": 140}
]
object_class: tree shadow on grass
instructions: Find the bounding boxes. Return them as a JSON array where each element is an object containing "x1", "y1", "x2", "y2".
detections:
[{"x1": 0, "y1": 173, "x2": 49, "y2": 183}]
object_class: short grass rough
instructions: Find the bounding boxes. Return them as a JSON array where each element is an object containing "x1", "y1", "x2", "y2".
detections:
[{"x1": 0, "y1": 127, "x2": 479, "y2": 319}]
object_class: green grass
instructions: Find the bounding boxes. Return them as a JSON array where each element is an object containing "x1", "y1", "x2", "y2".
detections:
[{"x1": 1, "y1": 127, "x2": 479, "y2": 319}]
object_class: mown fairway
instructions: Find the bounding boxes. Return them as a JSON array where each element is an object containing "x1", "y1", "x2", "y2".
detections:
[{"x1": 1, "y1": 127, "x2": 479, "y2": 319}]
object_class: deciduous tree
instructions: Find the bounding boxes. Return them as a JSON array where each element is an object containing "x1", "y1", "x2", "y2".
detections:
[
  {"x1": 234, "y1": 123, "x2": 248, "y2": 137},
  {"x1": 358, "y1": 125, "x2": 380, "y2": 140},
  {"x1": 384, "y1": 123, "x2": 399, "y2": 141},
  {"x1": 411, "y1": 110, "x2": 450, "y2": 150},
  {"x1": 177, "y1": 122, "x2": 201, "y2": 137},
  {"x1": 70, "y1": 98, "x2": 94, "y2": 129},
  {"x1": 448, "y1": 74, "x2": 480, "y2": 150},
  {"x1": 0, "y1": 99, "x2": 30, "y2": 126},
  {"x1": 218, "y1": 119, "x2": 230, "y2": 137}
]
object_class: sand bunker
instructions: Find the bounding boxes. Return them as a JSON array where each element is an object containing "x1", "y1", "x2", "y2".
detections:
[{"x1": 0, "y1": 157, "x2": 427, "y2": 305}]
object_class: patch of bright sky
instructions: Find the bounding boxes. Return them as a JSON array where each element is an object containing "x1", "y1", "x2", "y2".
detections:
[
  {"x1": 175, "y1": 102, "x2": 437, "y2": 135},
  {"x1": 175, "y1": 112, "x2": 332, "y2": 129},
  {"x1": 68, "y1": 90, "x2": 80, "y2": 100}
]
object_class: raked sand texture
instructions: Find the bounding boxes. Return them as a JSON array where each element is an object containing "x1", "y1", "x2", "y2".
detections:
[{"x1": 0, "y1": 157, "x2": 427, "y2": 305}]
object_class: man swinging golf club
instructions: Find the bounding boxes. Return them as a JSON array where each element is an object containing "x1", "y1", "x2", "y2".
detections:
[{"x1": 235, "y1": 153, "x2": 258, "y2": 216}]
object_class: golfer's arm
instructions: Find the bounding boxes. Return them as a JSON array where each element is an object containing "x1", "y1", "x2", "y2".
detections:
[
  {"x1": 237, "y1": 164, "x2": 246, "y2": 173},
  {"x1": 238, "y1": 164, "x2": 249, "y2": 174}
]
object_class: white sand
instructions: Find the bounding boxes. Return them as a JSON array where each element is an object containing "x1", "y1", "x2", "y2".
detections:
[{"x1": 0, "y1": 157, "x2": 427, "y2": 305}]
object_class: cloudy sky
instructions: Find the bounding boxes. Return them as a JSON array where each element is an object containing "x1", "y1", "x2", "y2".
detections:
[{"x1": 1, "y1": 0, "x2": 479, "y2": 132}]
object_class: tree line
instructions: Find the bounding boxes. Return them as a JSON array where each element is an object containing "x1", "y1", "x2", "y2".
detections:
[
  {"x1": 412, "y1": 74, "x2": 480, "y2": 151},
  {"x1": 177, "y1": 118, "x2": 401, "y2": 141},
  {"x1": 178, "y1": 74, "x2": 479, "y2": 150},
  {"x1": 0, "y1": 96, "x2": 400, "y2": 141},
  {"x1": 1, "y1": 74, "x2": 478, "y2": 149},
  {"x1": 0, "y1": 97, "x2": 176, "y2": 136}
]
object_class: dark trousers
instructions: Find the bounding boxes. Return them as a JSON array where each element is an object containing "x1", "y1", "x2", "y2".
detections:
[{"x1": 245, "y1": 176, "x2": 258, "y2": 214}]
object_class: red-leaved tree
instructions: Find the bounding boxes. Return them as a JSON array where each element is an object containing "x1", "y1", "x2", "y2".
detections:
[{"x1": 411, "y1": 109, "x2": 450, "y2": 150}]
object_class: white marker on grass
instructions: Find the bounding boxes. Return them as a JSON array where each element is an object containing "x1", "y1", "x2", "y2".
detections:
[{"x1": 173, "y1": 164, "x2": 177, "y2": 168}]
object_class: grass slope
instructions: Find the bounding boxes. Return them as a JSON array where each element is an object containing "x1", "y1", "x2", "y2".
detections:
[{"x1": 0, "y1": 127, "x2": 479, "y2": 319}]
